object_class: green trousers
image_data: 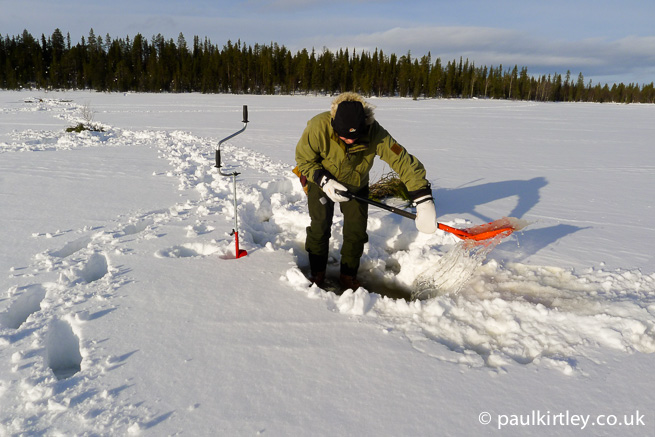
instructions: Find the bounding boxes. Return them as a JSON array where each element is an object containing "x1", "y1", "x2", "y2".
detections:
[{"x1": 305, "y1": 182, "x2": 369, "y2": 276}]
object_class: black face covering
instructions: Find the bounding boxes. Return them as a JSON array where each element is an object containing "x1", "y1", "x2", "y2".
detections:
[{"x1": 331, "y1": 101, "x2": 367, "y2": 139}]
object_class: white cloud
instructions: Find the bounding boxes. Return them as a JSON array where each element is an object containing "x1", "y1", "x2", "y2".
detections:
[{"x1": 296, "y1": 26, "x2": 655, "y2": 84}]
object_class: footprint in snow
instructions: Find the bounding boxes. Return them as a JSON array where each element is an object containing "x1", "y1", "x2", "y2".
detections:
[
  {"x1": 78, "y1": 253, "x2": 109, "y2": 283},
  {"x1": 155, "y1": 243, "x2": 221, "y2": 258},
  {"x1": 46, "y1": 318, "x2": 83, "y2": 380},
  {"x1": 186, "y1": 222, "x2": 215, "y2": 237},
  {"x1": 60, "y1": 253, "x2": 109, "y2": 285},
  {"x1": 0, "y1": 286, "x2": 82, "y2": 380},
  {"x1": 115, "y1": 218, "x2": 154, "y2": 238},
  {"x1": 0, "y1": 284, "x2": 47, "y2": 330},
  {"x1": 50, "y1": 235, "x2": 92, "y2": 258}
]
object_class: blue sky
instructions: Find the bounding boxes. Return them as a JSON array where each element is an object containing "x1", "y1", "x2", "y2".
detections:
[{"x1": 2, "y1": 0, "x2": 655, "y2": 85}]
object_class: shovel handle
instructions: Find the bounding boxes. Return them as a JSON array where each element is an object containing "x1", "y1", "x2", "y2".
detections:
[
  {"x1": 336, "y1": 190, "x2": 416, "y2": 219},
  {"x1": 336, "y1": 190, "x2": 517, "y2": 241}
]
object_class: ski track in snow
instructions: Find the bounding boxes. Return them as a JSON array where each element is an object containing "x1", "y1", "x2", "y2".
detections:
[{"x1": 1, "y1": 96, "x2": 655, "y2": 433}]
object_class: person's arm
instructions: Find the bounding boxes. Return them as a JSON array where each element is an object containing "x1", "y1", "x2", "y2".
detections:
[
  {"x1": 374, "y1": 123, "x2": 429, "y2": 192},
  {"x1": 374, "y1": 124, "x2": 437, "y2": 233}
]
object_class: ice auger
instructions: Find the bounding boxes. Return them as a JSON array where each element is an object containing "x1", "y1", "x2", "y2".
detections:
[{"x1": 215, "y1": 105, "x2": 249, "y2": 259}]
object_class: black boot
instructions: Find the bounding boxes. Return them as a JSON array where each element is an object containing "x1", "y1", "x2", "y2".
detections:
[
  {"x1": 308, "y1": 253, "x2": 328, "y2": 286},
  {"x1": 339, "y1": 262, "x2": 361, "y2": 291},
  {"x1": 339, "y1": 274, "x2": 361, "y2": 291},
  {"x1": 310, "y1": 271, "x2": 326, "y2": 287}
]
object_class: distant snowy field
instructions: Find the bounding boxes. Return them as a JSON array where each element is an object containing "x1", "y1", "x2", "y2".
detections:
[{"x1": 1, "y1": 91, "x2": 654, "y2": 436}]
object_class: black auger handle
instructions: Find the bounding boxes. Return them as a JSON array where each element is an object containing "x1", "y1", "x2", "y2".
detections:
[
  {"x1": 215, "y1": 105, "x2": 248, "y2": 174},
  {"x1": 215, "y1": 148, "x2": 222, "y2": 168}
]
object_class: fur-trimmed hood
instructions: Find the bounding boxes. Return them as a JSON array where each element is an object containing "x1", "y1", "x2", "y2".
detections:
[{"x1": 330, "y1": 92, "x2": 376, "y2": 125}]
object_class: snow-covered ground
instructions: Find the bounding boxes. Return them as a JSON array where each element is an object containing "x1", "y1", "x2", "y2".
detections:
[{"x1": 1, "y1": 91, "x2": 654, "y2": 436}]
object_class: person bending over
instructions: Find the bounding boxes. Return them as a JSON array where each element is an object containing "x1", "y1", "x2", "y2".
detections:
[{"x1": 294, "y1": 92, "x2": 437, "y2": 290}]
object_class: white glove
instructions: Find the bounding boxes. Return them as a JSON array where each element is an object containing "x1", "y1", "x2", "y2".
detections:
[
  {"x1": 414, "y1": 195, "x2": 438, "y2": 233},
  {"x1": 320, "y1": 177, "x2": 350, "y2": 203}
]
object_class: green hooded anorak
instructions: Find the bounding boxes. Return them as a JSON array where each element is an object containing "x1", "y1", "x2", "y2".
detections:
[{"x1": 295, "y1": 111, "x2": 430, "y2": 193}]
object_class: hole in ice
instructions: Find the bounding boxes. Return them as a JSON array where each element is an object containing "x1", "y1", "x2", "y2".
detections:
[
  {"x1": 412, "y1": 237, "x2": 505, "y2": 300},
  {"x1": 46, "y1": 319, "x2": 83, "y2": 380},
  {"x1": 0, "y1": 284, "x2": 47, "y2": 329},
  {"x1": 358, "y1": 275, "x2": 413, "y2": 301},
  {"x1": 300, "y1": 266, "x2": 414, "y2": 301}
]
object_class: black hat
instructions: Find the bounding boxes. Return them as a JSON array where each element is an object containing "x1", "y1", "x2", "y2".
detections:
[{"x1": 331, "y1": 101, "x2": 367, "y2": 139}]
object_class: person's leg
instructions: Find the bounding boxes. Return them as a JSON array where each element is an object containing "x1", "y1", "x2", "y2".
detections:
[
  {"x1": 339, "y1": 186, "x2": 369, "y2": 287},
  {"x1": 305, "y1": 182, "x2": 334, "y2": 282}
]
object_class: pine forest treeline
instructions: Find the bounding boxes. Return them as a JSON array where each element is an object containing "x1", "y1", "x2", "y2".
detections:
[{"x1": 2, "y1": 28, "x2": 654, "y2": 103}]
